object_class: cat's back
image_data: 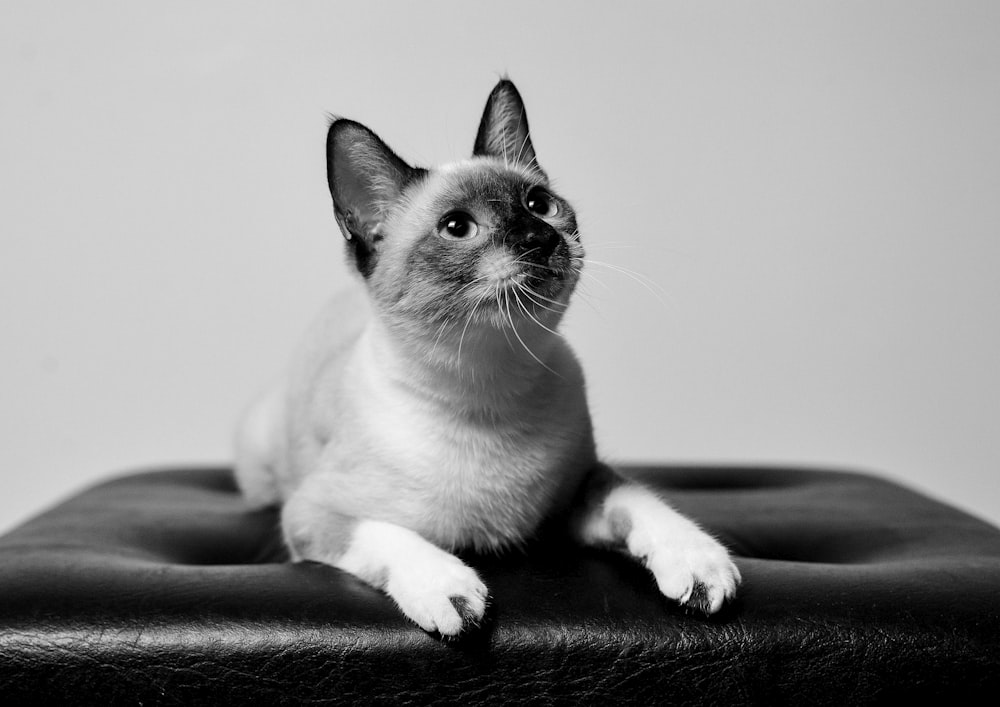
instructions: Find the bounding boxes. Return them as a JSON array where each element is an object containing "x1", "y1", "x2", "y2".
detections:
[
  {"x1": 235, "y1": 290, "x2": 369, "y2": 504},
  {"x1": 280, "y1": 287, "x2": 371, "y2": 477},
  {"x1": 289, "y1": 286, "x2": 371, "y2": 391}
]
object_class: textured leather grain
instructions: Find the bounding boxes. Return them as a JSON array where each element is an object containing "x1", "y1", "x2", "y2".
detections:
[{"x1": 1, "y1": 466, "x2": 998, "y2": 705}]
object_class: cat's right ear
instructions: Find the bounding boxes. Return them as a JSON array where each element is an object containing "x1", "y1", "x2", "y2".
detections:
[{"x1": 326, "y1": 119, "x2": 423, "y2": 276}]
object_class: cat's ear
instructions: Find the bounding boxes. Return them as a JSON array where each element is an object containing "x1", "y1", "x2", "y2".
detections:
[
  {"x1": 473, "y1": 79, "x2": 545, "y2": 177},
  {"x1": 326, "y1": 119, "x2": 423, "y2": 275}
]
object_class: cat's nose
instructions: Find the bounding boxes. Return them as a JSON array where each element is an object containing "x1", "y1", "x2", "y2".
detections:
[{"x1": 510, "y1": 223, "x2": 560, "y2": 260}]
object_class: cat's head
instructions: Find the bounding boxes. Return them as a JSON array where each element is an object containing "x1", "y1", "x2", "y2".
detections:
[{"x1": 326, "y1": 79, "x2": 582, "y2": 335}]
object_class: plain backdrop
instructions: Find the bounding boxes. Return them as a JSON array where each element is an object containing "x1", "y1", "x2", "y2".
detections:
[{"x1": 1, "y1": 1, "x2": 998, "y2": 533}]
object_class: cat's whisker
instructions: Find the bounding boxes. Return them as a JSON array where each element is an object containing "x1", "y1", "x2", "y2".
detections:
[
  {"x1": 451, "y1": 275, "x2": 491, "y2": 301},
  {"x1": 559, "y1": 271, "x2": 604, "y2": 315},
  {"x1": 518, "y1": 285, "x2": 569, "y2": 313},
  {"x1": 428, "y1": 317, "x2": 454, "y2": 361},
  {"x1": 576, "y1": 265, "x2": 613, "y2": 292},
  {"x1": 432, "y1": 275, "x2": 494, "y2": 364},
  {"x1": 584, "y1": 272, "x2": 611, "y2": 292},
  {"x1": 579, "y1": 258, "x2": 663, "y2": 289},
  {"x1": 496, "y1": 286, "x2": 515, "y2": 351},
  {"x1": 582, "y1": 242, "x2": 635, "y2": 251},
  {"x1": 572, "y1": 287, "x2": 601, "y2": 314},
  {"x1": 517, "y1": 260, "x2": 562, "y2": 275},
  {"x1": 582, "y1": 258, "x2": 670, "y2": 307},
  {"x1": 456, "y1": 287, "x2": 493, "y2": 372},
  {"x1": 512, "y1": 247, "x2": 542, "y2": 262},
  {"x1": 511, "y1": 251, "x2": 582, "y2": 283},
  {"x1": 494, "y1": 283, "x2": 514, "y2": 345},
  {"x1": 502, "y1": 287, "x2": 559, "y2": 375},
  {"x1": 501, "y1": 254, "x2": 576, "y2": 312},
  {"x1": 513, "y1": 285, "x2": 563, "y2": 338},
  {"x1": 520, "y1": 292, "x2": 567, "y2": 316}
]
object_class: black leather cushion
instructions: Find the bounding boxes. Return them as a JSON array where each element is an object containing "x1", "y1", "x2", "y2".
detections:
[{"x1": 1, "y1": 466, "x2": 998, "y2": 705}]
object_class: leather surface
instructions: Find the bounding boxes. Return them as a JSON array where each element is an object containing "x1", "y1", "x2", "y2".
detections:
[{"x1": 1, "y1": 466, "x2": 999, "y2": 705}]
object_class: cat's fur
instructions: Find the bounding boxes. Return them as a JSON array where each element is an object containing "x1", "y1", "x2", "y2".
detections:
[{"x1": 234, "y1": 79, "x2": 740, "y2": 636}]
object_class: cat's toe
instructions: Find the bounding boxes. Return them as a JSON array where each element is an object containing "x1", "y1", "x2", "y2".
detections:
[
  {"x1": 387, "y1": 557, "x2": 488, "y2": 636},
  {"x1": 449, "y1": 594, "x2": 487, "y2": 632},
  {"x1": 647, "y1": 534, "x2": 741, "y2": 616},
  {"x1": 684, "y1": 581, "x2": 713, "y2": 615},
  {"x1": 681, "y1": 577, "x2": 731, "y2": 615},
  {"x1": 430, "y1": 580, "x2": 487, "y2": 636}
]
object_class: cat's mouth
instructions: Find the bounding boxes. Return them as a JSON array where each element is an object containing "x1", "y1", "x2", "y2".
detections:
[{"x1": 471, "y1": 248, "x2": 580, "y2": 323}]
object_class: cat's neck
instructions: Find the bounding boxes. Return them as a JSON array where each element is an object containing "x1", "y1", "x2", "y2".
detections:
[{"x1": 363, "y1": 311, "x2": 569, "y2": 411}]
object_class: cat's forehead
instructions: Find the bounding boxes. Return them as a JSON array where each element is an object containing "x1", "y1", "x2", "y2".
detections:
[{"x1": 411, "y1": 158, "x2": 545, "y2": 213}]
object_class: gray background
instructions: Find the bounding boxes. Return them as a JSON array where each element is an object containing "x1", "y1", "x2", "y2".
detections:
[{"x1": 2, "y1": 1, "x2": 998, "y2": 532}]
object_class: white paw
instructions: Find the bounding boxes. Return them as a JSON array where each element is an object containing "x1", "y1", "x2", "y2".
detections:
[
  {"x1": 384, "y1": 549, "x2": 488, "y2": 636},
  {"x1": 645, "y1": 527, "x2": 741, "y2": 615}
]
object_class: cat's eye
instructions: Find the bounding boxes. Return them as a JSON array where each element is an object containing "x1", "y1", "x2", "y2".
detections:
[
  {"x1": 437, "y1": 211, "x2": 480, "y2": 240},
  {"x1": 524, "y1": 186, "x2": 559, "y2": 218}
]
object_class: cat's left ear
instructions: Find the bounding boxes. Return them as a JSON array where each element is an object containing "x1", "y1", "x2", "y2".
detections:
[{"x1": 473, "y1": 79, "x2": 545, "y2": 177}]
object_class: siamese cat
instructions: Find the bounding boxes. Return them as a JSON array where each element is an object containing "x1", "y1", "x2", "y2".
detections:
[{"x1": 235, "y1": 79, "x2": 740, "y2": 636}]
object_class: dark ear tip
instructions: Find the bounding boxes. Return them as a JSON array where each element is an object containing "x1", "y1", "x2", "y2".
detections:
[
  {"x1": 327, "y1": 118, "x2": 348, "y2": 147},
  {"x1": 327, "y1": 118, "x2": 366, "y2": 142},
  {"x1": 492, "y1": 77, "x2": 520, "y2": 97}
]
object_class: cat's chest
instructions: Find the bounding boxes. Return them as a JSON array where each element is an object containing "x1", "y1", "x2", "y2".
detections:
[
  {"x1": 349, "y1": 346, "x2": 574, "y2": 468},
  {"x1": 375, "y1": 390, "x2": 569, "y2": 489},
  {"x1": 399, "y1": 418, "x2": 574, "y2": 549},
  {"x1": 318, "y1": 333, "x2": 595, "y2": 548},
  {"x1": 350, "y1": 378, "x2": 587, "y2": 548}
]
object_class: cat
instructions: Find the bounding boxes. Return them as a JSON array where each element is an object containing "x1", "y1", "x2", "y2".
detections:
[{"x1": 234, "y1": 78, "x2": 741, "y2": 636}]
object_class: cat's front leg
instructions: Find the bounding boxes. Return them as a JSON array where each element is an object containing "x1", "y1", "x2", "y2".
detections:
[
  {"x1": 281, "y1": 480, "x2": 488, "y2": 636},
  {"x1": 572, "y1": 465, "x2": 741, "y2": 615}
]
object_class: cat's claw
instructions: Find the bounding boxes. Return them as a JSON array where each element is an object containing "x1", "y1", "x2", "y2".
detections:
[{"x1": 646, "y1": 530, "x2": 741, "y2": 615}]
